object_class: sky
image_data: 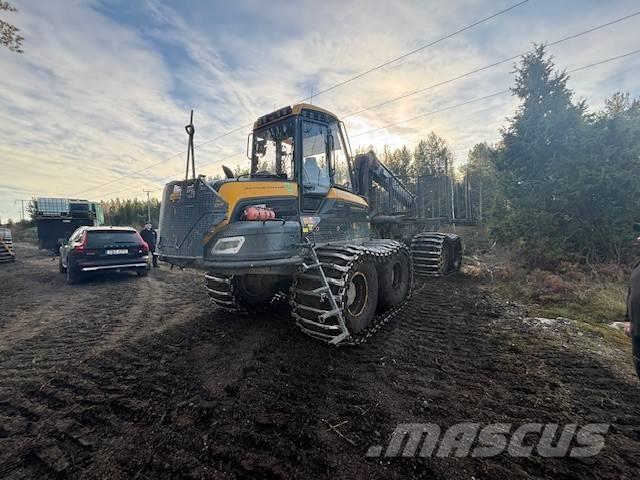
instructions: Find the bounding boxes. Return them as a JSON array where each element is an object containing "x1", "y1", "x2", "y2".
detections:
[{"x1": 0, "y1": 0, "x2": 639, "y2": 221}]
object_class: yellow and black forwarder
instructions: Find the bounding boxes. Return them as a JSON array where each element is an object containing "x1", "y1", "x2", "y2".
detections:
[{"x1": 158, "y1": 104, "x2": 461, "y2": 345}]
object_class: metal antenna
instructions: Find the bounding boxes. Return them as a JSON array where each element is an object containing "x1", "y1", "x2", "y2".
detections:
[
  {"x1": 14, "y1": 199, "x2": 29, "y2": 221},
  {"x1": 143, "y1": 190, "x2": 153, "y2": 223},
  {"x1": 184, "y1": 110, "x2": 196, "y2": 181}
]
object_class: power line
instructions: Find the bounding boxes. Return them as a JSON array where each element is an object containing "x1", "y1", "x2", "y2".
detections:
[
  {"x1": 70, "y1": 1, "x2": 529, "y2": 196},
  {"x1": 567, "y1": 49, "x2": 640, "y2": 73},
  {"x1": 100, "y1": 48, "x2": 640, "y2": 200},
  {"x1": 350, "y1": 90, "x2": 511, "y2": 139},
  {"x1": 87, "y1": 5, "x2": 638, "y2": 197},
  {"x1": 350, "y1": 48, "x2": 640, "y2": 141},
  {"x1": 70, "y1": 123, "x2": 249, "y2": 197},
  {"x1": 343, "y1": 10, "x2": 640, "y2": 119},
  {"x1": 295, "y1": 0, "x2": 529, "y2": 102},
  {"x1": 97, "y1": 150, "x2": 245, "y2": 198}
]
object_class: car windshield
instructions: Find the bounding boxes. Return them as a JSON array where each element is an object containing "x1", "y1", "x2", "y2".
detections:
[
  {"x1": 86, "y1": 231, "x2": 140, "y2": 248},
  {"x1": 252, "y1": 118, "x2": 295, "y2": 179}
]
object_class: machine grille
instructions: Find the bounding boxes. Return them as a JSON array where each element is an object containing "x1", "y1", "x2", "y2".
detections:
[{"x1": 158, "y1": 179, "x2": 227, "y2": 260}]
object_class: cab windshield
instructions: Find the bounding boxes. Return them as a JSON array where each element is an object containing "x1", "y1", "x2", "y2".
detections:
[{"x1": 252, "y1": 118, "x2": 295, "y2": 179}]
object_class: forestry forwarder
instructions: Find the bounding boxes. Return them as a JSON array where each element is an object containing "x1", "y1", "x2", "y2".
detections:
[{"x1": 158, "y1": 104, "x2": 462, "y2": 345}]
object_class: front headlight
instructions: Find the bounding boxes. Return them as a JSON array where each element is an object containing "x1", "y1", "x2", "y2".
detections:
[{"x1": 211, "y1": 236, "x2": 245, "y2": 254}]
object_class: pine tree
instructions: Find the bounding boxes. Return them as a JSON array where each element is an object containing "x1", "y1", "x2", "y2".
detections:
[{"x1": 413, "y1": 132, "x2": 452, "y2": 177}]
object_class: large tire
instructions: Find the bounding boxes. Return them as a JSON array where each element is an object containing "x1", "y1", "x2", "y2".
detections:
[
  {"x1": 377, "y1": 249, "x2": 411, "y2": 311},
  {"x1": 343, "y1": 259, "x2": 379, "y2": 335},
  {"x1": 449, "y1": 236, "x2": 463, "y2": 272},
  {"x1": 66, "y1": 266, "x2": 82, "y2": 284},
  {"x1": 232, "y1": 274, "x2": 279, "y2": 311},
  {"x1": 633, "y1": 337, "x2": 640, "y2": 381},
  {"x1": 630, "y1": 267, "x2": 640, "y2": 380},
  {"x1": 59, "y1": 256, "x2": 67, "y2": 273}
]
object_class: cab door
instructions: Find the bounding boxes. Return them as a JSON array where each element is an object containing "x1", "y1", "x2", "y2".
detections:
[{"x1": 300, "y1": 120, "x2": 331, "y2": 212}]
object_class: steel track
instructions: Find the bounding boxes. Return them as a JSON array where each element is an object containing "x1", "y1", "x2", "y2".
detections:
[{"x1": 290, "y1": 239, "x2": 414, "y2": 346}]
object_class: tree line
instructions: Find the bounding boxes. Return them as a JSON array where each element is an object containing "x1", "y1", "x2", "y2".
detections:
[
  {"x1": 374, "y1": 45, "x2": 640, "y2": 266},
  {"x1": 101, "y1": 198, "x2": 161, "y2": 228},
  {"x1": 6, "y1": 44, "x2": 636, "y2": 266}
]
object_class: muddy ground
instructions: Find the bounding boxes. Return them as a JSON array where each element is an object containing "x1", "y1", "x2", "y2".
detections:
[{"x1": 0, "y1": 243, "x2": 639, "y2": 479}]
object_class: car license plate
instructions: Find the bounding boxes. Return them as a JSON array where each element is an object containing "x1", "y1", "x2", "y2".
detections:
[{"x1": 106, "y1": 249, "x2": 128, "y2": 255}]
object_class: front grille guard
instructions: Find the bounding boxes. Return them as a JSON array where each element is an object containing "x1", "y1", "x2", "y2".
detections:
[{"x1": 158, "y1": 176, "x2": 228, "y2": 261}]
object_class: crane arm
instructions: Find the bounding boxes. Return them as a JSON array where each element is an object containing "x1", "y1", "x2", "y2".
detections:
[{"x1": 353, "y1": 151, "x2": 415, "y2": 216}]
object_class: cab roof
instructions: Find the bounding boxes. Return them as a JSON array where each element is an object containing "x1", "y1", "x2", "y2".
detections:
[{"x1": 253, "y1": 103, "x2": 339, "y2": 130}]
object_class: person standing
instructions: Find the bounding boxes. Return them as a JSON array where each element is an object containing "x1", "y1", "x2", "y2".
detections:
[{"x1": 140, "y1": 223, "x2": 158, "y2": 268}]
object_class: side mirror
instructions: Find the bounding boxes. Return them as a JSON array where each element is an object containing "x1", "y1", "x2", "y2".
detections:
[
  {"x1": 327, "y1": 132, "x2": 335, "y2": 177},
  {"x1": 246, "y1": 133, "x2": 253, "y2": 160},
  {"x1": 222, "y1": 165, "x2": 235, "y2": 179},
  {"x1": 633, "y1": 223, "x2": 640, "y2": 233},
  {"x1": 58, "y1": 239, "x2": 68, "y2": 246}
]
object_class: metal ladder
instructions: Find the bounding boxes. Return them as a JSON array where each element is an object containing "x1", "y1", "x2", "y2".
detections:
[{"x1": 299, "y1": 239, "x2": 351, "y2": 345}]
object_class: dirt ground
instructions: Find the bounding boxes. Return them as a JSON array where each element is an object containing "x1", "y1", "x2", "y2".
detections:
[{"x1": 0, "y1": 243, "x2": 639, "y2": 479}]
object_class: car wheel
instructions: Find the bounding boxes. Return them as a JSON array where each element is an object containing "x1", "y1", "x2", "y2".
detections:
[
  {"x1": 59, "y1": 256, "x2": 67, "y2": 273},
  {"x1": 137, "y1": 267, "x2": 149, "y2": 277},
  {"x1": 67, "y1": 266, "x2": 81, "y2": 284}
]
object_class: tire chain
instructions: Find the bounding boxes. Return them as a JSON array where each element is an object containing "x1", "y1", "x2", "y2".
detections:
[
  {"x1": 411, "y1": 232, "x2": 446, "y2": 277},
  {"x1": 290, "y1": 239, "x2": 414, "y2": 346},
  {"x1": 204, "y1": 273, "x2": 287, "y2": 315}
]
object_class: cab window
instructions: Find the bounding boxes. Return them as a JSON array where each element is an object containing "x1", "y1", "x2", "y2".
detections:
[
  {"x1": 329, "y1": 122, "x2": 352, "y2": 190},
  {"x1": 302, "y1": 121, "x2": 330, "y2": 192},
  {"x1": 253, "y1": 118, "x2": 295, "y2": 179}
]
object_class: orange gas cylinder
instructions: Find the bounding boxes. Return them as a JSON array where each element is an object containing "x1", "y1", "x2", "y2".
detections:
[{"x1": 244, "y1": 206, "x2": 276, "y2": 221}]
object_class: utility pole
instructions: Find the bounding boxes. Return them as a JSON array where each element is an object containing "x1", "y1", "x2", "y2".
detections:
[
  {"x1": 143, "y1": 190, "x2": 153, "y2": 224},
  {"x1": 14, "y1": 199, "x2": 29, "y2": 221}
]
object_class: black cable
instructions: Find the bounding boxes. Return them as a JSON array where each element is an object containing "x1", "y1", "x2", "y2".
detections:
[
  {"x1": 350, "y1": 90, "x2": 511, "y2": 139},
  {"x1": 344, "y1": 10, "x2": 640, "y2": 119},
  {"x1": 100, "y1": 48, "x2": 640, "y2": 199},
  {"x1": 71, "y1": 1, "x2": 529, "y2": 196},
  {"x1": 296, "y1": 0, "x2": 529, "y2": 102},
  {"x1": 351, "y1": 48, "x2": 640, "y2": 140}
]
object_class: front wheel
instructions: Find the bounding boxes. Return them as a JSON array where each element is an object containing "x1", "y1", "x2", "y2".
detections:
[{"x1": 59, "y1": 256, "x2": 67, "y2": 273}]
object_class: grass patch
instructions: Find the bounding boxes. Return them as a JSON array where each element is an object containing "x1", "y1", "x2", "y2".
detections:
[{"x1": 486, "y1": 267, "x2": 629, "y2": 348}]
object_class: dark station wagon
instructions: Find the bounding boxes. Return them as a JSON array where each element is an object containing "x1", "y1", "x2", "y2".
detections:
[{"x1": 59, "y1": 226, "x2": 150, "y2": 284}]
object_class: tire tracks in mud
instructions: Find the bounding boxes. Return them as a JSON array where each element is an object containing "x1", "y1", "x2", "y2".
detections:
[{"x1": 1, "y1": 248, "x2": 640, "y2": 479}]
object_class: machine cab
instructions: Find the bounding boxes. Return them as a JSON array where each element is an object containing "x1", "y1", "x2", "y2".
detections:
[{"x1": 250, "y1": 104, "x2": 357, "y2": 212}]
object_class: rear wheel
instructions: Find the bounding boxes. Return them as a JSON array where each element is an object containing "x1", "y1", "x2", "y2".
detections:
[
  {"x1": 449, "y1": 237, "x2": 463, "y2": 272},
  {"x1": 205, "y1": 273, "x2": 281, "y2": 312},
  {"x1": 66, "y1": 266, "x2": 81, "y2": 284},
  {"x1": 633, "y1": 336, "x2": 640, "y2": 380},
  {"x1": 343, "y1": 259, "x2": 378, "y2": 335},
  {"x1": 232, "y1": 274, "x2": 279, "y2": 310},
  {"x1": 411, "y1": 232, "x2": 462, "y2": 276},
  {"x1": 377, "y1": 249, "x2": 411, "y2": 311},
  {"x1": 137, "y1": 267, "x2": 149, "y2": 277}
]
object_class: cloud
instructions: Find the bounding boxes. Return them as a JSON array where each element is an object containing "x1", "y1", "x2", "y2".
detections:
[{"x1": 0, "y1": 0, "x2": 639, "y2": 220}]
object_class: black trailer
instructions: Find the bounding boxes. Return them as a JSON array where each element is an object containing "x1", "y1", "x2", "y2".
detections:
[
  {"x1": 35, "y1": 217, "x2": 95, "y2": 251},
  {"x1": 34, "y1": 198, "x2": 101, "y2": 252}
]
